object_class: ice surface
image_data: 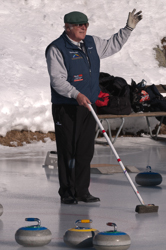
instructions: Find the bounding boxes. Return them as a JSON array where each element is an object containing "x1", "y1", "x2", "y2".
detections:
[{"x1": 0, "y1": 137, "x2": 166, "y2": 249}]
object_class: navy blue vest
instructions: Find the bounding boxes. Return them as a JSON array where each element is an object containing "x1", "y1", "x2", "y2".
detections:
[{"x1": 46, "y1": 32, "x2": 100, "y2": 105}]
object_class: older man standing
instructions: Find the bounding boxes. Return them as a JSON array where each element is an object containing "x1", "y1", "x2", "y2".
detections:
[{"x1": 46, "y1": 10, "x2": 142, "y2": 204}]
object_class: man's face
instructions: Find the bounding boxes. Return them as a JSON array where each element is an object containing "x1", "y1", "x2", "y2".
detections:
[{"x1": 66, "y1": 23, "x2": 89, "y2": 42}]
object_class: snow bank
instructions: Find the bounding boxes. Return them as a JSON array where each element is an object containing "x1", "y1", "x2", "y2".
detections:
[{"x1": 0, "y1": 0, "x2": 166, "y2": 136}]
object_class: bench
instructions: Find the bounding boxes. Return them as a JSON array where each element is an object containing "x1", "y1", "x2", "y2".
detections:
[{"x1": 95, "y1": 84, "x2": 166, "y2": 143}]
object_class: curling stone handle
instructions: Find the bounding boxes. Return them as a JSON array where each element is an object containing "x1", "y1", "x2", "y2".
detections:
[
  {"x1": 75, "y1": 219, "x2": 92, "y2": 227},
  {"x1": 146, "y1": 166, "x2": 151, "y2": 172},
  {"x1": 106, "y1": 222, "x2": 117, "y2": 232},
  {"x1": 25, "y1": 218, "x2": 41, "y2": 226}
]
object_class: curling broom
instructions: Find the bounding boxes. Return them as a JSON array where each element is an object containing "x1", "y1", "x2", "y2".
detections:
[{"x1": 89, "y1": 104, "x2": 158, "y2": 213}]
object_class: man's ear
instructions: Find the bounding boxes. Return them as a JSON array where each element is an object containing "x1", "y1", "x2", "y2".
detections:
[{"x1": 65, "y1": 23, "x2": 72, "y2": 32}]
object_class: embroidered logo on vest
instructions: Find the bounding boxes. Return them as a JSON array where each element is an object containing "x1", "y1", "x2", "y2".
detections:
[
  {"x1": 72, "y1": 53, "x2": 83, "y2": 60},
  {"x1": 74, "y1": 74, "x2": 83, "y2": 82}
]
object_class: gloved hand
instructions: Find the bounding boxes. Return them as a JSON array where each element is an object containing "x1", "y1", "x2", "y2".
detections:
[{"x1": 126, "y1": 9, "x2": 143, "y2": 30}]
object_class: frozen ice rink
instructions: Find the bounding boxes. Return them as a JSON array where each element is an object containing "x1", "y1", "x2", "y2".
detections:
[{"x1": 0, "y1": 136, "x2": 166, "y2": 250}]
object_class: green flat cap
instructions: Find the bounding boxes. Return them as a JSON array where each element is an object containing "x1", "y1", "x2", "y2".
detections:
[{"x1": 64, "y1": 11, "x2": 88, "y2": 24}]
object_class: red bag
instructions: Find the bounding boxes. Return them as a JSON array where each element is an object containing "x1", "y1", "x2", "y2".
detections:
[
  {"x1": 95, "y1": 91, "x2": 109, "y2": 107},
  {"x1": 139, "y1": 90, "x2": 150, "y2": 103}
]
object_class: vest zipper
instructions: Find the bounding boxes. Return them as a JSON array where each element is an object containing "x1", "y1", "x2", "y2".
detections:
[{"x1": 79, "y1": 48, "x2": 91, "y2": 76}]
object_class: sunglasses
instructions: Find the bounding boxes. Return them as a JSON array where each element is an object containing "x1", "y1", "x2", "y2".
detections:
[{"x1": 73, "y1": 23, "x2": 89, "y2": 28}]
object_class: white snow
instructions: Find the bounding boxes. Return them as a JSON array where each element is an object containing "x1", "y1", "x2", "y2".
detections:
[{"x1": 1, "y1": 0, "x2": 166, "y2": 137}]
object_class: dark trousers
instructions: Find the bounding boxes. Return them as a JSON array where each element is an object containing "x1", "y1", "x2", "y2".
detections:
[{"x1": 52, "y1": 104, "x2": 96, "y2": 198}]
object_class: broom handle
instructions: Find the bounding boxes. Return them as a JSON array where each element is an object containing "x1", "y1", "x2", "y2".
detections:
[{"x1": 89, "y1": 104, "x2": 145, "y2": 205}]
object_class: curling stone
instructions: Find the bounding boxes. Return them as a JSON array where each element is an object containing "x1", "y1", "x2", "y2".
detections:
[
  {"x1": 93, "y1": 222, "x2": 131, "y2": 250},
  {"x1": 0, "y1": 204, "x2": 3, "y2": 216},
  {"x1": 63, "y1": 219, "x2": 99, "y2": 248},
  {"x1": 15, "y1": 218, "x2": 52, "y2": 247},
  {"x1": 135, "y1": 166, "x2": 162, "y2": 186}
]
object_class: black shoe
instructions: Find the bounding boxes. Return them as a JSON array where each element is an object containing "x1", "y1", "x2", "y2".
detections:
[
  {"x1": 76, "y1": 194, "x2": 100, "y2": 203},
  {"x1": 61, "y1": 196, "x2": 78, "y2": 204}
]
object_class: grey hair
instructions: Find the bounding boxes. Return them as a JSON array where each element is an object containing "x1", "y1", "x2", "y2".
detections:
[{"x1": 64, "y1": 23, "x2": 73, "y2": 31}]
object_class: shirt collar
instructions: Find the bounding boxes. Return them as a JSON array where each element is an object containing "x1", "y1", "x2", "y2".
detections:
[{"x1": 66, "y1": 34, "x2": 83, "y2": 48}]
